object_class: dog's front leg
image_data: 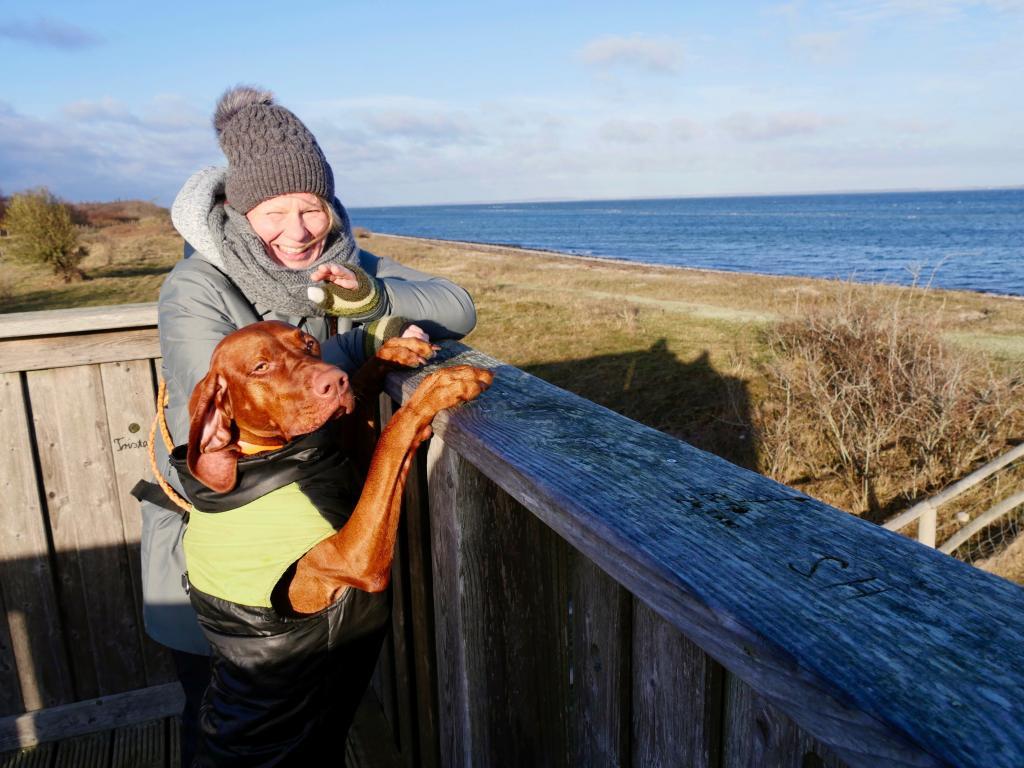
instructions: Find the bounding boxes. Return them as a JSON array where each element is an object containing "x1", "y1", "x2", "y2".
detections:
[{"x1": 287, "y1": 365, "x2": 492, "y2": 614}]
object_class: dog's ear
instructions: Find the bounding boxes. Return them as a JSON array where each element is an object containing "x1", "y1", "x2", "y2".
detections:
[{"x1": 187, "y1": 371, "x2": 239, "y2": 493}]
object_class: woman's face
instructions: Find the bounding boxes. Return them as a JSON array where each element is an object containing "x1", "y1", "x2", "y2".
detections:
[{"x1": 245, "y1": 193, "x2": 331, "y2": 269}]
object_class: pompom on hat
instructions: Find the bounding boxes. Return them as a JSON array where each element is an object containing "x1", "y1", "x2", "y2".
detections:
[{"x1": 213, "y1": 85, "x2": 334, "y2": 213}]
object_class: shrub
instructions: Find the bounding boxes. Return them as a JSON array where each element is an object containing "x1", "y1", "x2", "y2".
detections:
[
  {"x1": 756, "y1": 286, "x2": 1024, "y2": 519},
  {"x1": 1, "y1": 188, "x2": 87, "y2": 282}
]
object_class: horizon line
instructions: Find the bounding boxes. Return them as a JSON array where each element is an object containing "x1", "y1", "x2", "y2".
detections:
[
  {"x1": 349, "y1": 183, "x2": 1024, "y2": 210},
  {"x1": 42, "y1": 182, "x2": 1024, "y2": 209}
]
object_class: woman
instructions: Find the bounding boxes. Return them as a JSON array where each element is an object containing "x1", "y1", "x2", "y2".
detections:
[{"x1": 139, "y1": 86, "x2": 476, "y2": 765}]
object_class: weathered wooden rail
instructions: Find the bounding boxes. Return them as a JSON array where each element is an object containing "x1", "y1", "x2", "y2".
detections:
[
  {"x1": 1, "y1": 304, "x2": 1023, "y2": 767},
  {"x1": 884, "y1": 443, "x2": 1024, "y2": 551}
]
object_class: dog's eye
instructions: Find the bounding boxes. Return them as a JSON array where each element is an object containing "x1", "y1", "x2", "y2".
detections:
[
  {"x1": 251, "y1": 361, "x2": 269, "y2": 375},
  {"x1": 305, "y1": 338, "x2": 318, "y2": 354}
]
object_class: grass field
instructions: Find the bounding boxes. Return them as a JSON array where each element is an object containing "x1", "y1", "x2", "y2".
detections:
[{"x1": 3, "y1": 212, "x2": 1023, "y2": 580}]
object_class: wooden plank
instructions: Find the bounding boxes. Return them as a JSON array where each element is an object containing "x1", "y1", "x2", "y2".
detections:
[
  {"x1": 426, "y1": 437, "x2": 568, "y2": 767},
  {"x1": 52, "y1": 731, "x2": 108, "y2": 768},
  {"x1": 0, "y1": 683, "x2": 184, "y2": 752},
  {"x1": 0, "y1": 330, "x2": 160, "y2": 374},
  {"x1": 0, "y1": 303, "x2": 156, "y2": 340},
  {"x1": 97, "y1": 359, "x2": 176, "y2": 687},
  {"x1": 346, "y1": 689, "x2": 403, "y2": 768},
  {"x1": 380, "y1": 396, "x2": 418, "y2": 767},
  {"x1": 0, "y1": 372, "x2": 73, "y2": 712},
  {"x1": 0, "y1": 741, "x2": 56, "y2": 767},
  {"x1": 884, "y1": 442, "x2": 1024, "y2": 531},
  {"x1": 386, "y1": 342, "x2": 1024, "y2": 768},
  {"x1": 388, "y1": 515, "x2": 416, "y2": 763},
  {"x1": 167, "y1": 716, "x2": 180, "y2": 768},
  {"x1": 425, "y1": 437, "x2": 471, "y2": 766},
  {"x1": 401, "y1": 446, "x2": 440, "y2": 768},
  {"x1": 0, "y1": 590, "x2": 20, "y2": 717},
  {"x1": 109, "y1": 719, "x2": 164, "y2": 768},
  {"x1": 565, "y1": 551, "x2": 630, "y2": 766},
  {"x1": 723, "y1": 674, "x2": 846, "y2": 768},
  {"x1": 371, "y1": 611, "x2": 398, "y2": 742},
  {"x1": 632, "y1": 600, "x2": 722, "y2": 768},
  {"x1": 27, "y1": 366, "x2": 147, "y2": 699}
]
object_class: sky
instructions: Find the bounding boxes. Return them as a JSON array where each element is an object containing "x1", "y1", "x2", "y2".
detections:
[{"x1": 2, "y1": 0, "x2": 1022, "y2": 207}]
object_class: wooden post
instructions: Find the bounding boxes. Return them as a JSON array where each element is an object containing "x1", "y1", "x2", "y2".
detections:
[
  {"x1": 917, "y1": 505, "x2": 937, "y2": 548},
  {"x1": 632, "y1": 601, "x2": 723, "y2": 767},
  {"x1": 426, "y1": 435, "x2": 569, "y2": 767}
]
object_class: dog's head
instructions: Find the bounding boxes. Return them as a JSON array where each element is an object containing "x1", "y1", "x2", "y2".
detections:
[{"x1": 186, "y1": 320, "x2": 354, "y2": 493}]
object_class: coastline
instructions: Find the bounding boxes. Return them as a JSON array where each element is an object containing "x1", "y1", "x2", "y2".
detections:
[
  {"x1": 369, "y1": 232, "x2": 1024, "y2": 303},
  {"x1": 360, "y1": 231, "x2": 1024, "y2": 368}
]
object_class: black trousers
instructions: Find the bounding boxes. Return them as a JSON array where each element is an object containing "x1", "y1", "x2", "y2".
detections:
[{"x1": 171, "y1": 649, "x2": 211, "y2": 768}]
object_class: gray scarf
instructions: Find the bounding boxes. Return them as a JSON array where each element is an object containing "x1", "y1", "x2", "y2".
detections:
[{"x1": 210, "y1": 202, "x2": 359, "y2": 316}]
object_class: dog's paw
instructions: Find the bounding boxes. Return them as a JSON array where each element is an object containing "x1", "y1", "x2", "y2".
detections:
[
  {"x1": 417, "y1": 365, "x2": 494, "y2": 412},
  {"x1": 377, "y1": 337, "x2": 438, "y2": 368}
]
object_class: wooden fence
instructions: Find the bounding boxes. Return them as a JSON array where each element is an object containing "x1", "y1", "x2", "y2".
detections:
[
  {"x1": 884, "y1": 443, "x2": 1024, "y2": 552},
  {"x1": 1, "y1": 303, "x2": 1023, "y2": 767}
]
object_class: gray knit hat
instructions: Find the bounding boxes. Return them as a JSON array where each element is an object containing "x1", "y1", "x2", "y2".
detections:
[{"x1": 213, "y1": 85, "x2": 334, "y2": 213}]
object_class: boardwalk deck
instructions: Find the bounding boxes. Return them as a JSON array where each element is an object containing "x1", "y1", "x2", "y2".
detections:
[{"x1": 0, "y1": 693, "x2": 399, "y2": 768}]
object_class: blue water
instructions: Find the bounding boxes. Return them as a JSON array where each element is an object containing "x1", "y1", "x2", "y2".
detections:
[{"x1": 350, "y1": 189, "x2": 1024, "y2": 297}]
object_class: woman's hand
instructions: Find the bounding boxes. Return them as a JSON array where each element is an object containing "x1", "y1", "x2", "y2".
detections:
[
  {"x1": 310, "y1": 264, "x2": 359, "y2": 290},
  {"x1": 401, "y1": 324, "x2": 430, "y2": 343}
]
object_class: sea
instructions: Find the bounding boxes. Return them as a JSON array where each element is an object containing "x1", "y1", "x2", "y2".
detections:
[{"x1": 350, "y1": 188, "x2": 1024, "y2": 297}]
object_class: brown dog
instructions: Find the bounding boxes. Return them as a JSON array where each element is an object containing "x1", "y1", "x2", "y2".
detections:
[{"x1": 176, "y1": 320, "x2": 491, "y2": 765}]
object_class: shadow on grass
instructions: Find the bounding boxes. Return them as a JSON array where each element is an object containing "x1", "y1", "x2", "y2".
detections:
[
  {"x1": 524, "y1": 338, "x2": 757, "y2": 470},
  {"x1": 0, "y1": 279, "x2": 162, "y2": 314},
  {"x1": 93, "y1": 264, "x2": 171, "y2": 280}
]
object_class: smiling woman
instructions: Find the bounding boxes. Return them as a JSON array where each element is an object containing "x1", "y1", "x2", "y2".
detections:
[
  {"x1": 139, "y1": 84, "x2": 477, "y2": 768},
  {"x1": 245, "y1": 192, "x2": 334, "y2": 269}
]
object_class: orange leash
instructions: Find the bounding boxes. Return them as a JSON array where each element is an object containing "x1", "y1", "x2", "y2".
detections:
[{"x1": 147, "y1": 378, "x2": 192, "y2": 513}]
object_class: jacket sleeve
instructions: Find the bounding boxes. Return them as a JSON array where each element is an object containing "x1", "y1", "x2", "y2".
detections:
[{"x1": 359, "y1": 248, "x2": 477, "y2": 340}]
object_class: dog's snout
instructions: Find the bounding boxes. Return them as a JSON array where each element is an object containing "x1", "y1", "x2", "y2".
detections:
[{"x1": 313, "y1": 367, "x2": 347, "y2": 399}]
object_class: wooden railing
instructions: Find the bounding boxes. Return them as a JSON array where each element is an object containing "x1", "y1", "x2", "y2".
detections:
[
  {"x1": 2, "y1": 304, "x2": 1023, "y2": 767},
  {"x1": 883, "y1": 443, "x2": 1024, "y2": 551}
]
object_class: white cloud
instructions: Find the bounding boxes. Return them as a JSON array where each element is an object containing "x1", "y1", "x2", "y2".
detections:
[
  {"x1": 579, "y1": 35, "x2": 684, "y2": 74},
  {"x1": 790, "y1": 31, "x2": 848, "y2": 62},
  {"x1": 63, "y1": 96, "x2": 207, "y2": 134},
  {"x1": 363, "y1": 111, "x2": 480, "y2": 146},
  {"x1": 720, "y1": 111, "x2": 841, "y2": 141},
  {"x1": 0, "y1": 16, "x2": 102, "y2": 50},
  {"x1": 669, "y1": 118, "x2": 702, "y2": 141},
  {"x1": 879, "y1": 117, "x2": 949, "y2": 135},
  {"x1": 832, "y1": 0, "x2": 1024, "y2": 22},
  {"x1": 599, "y1": 119, "x2": 660, "y2": 144},
  {"x1": 63, "y1": 98, "x2": 139, "y2": 124},
  {"x1": 0, "y1": 99, "x2": 216, "y2": 202}
]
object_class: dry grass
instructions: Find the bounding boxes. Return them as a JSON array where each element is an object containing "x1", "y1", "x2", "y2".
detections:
[{"x1": 0, "y1": 210, "x2": 180, "y2": 313}]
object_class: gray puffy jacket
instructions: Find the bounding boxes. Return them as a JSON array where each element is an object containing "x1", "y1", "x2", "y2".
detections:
[{"x1": 141, "y1": 167, "x2": 475, "y2": 653}]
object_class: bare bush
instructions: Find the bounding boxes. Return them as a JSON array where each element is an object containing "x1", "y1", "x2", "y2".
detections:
[
  {"x1": 2, "y1": 188, "x2": 88, "y2": 282},
  {"x1": 756, "y1": 286, "x2": 1024, "y2": 518}
]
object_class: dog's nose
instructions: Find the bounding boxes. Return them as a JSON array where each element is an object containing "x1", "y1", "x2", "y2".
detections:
[{"x1": 312, "y1": 368, "x2": 347, "y2": 399}]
